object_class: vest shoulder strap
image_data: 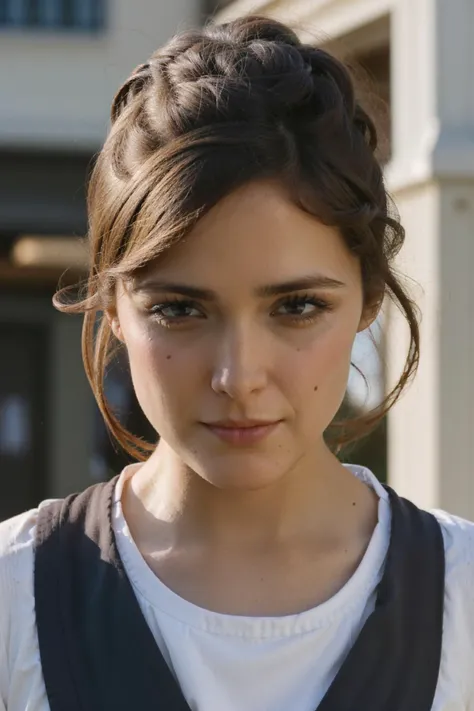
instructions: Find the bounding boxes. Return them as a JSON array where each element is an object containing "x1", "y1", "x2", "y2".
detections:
[
  {"x1": 34, "y1": 477, "x2": 189, "y2": 711},
  {"x1": 34, "y1": 479, "x2": 445, "y2": 711}
]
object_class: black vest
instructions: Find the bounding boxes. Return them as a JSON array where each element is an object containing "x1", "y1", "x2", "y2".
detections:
[{"x1": 34, "y1": 476, "x2": 445, "y2": 711}]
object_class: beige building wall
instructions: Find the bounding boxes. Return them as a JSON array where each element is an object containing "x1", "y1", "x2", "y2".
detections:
[{"x1": 0, "y1": 0, "x2": 200, "y2": 150}]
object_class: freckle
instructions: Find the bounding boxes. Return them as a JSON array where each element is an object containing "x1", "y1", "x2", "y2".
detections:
[
  {"x1": 166, "y1": 355, "x2": 172, "y2": 360},
  {"x1": 314, "y1": 385, "x2": 318, "y2": 391},
  {"x1": 352, "y1": 502, "x2": 356, "y2": 506}
]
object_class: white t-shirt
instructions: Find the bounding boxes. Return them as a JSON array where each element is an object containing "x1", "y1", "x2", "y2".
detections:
[{"x1": 0, "y1": 464, "x2": 473, "y2": 711}]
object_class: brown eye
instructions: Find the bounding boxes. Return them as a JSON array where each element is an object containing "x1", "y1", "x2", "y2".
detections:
[
  {"x1": 149, "y1": 299, "x2": 205, "y2": 325},
  {"x1": 273, "y1": 294, "x2": 331, "y2": 320},
  {"x1": 276, "y1": 300, "x2": 317, "y2": 317}
]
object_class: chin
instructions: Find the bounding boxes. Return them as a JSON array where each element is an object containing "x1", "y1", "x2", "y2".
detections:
[{"x1": 191, "y1": 453, "x2": 292, "y2": 492}]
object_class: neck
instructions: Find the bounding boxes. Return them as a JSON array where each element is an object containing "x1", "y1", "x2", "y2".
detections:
[{"x1": 123, "y1": 440, "x2": 377, "y2": 553}]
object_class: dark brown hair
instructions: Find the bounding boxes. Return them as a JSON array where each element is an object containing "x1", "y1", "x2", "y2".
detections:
[{"x1": 55, "y1": 15, "x2": 419, "y2": 460}]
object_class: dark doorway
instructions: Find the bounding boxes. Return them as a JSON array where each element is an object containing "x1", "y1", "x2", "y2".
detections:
[{"x1": 0, "y1": 323, "x2": 49, "y2": 519}]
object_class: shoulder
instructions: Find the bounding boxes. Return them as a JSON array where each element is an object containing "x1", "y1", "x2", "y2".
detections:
[
  {"x1": 429, "y1": 509, "x2": 474, "y2": 699},
  {"x1": 430, "y1": 509, "x2": 474, "y2": 618},
  {"x1": 0, "y1": 500, "x2": 60, "y2": 694},
  {"x1": 0, "y1": 505, "x2": 43, "y2": 611},
  {"x1": 431, "y1": 508, "x2": 474, "y2": 583},
  {"x1": 0, "y1": 499, "x2": 60, "y2": 575},
  {"x1": 0, "y1": 477, "x2": 118, "y2": 639}
]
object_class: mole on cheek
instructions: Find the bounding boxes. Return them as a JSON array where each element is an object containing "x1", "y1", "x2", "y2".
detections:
[
  {"x1": 166, "y1": 355, "x2": 172, "y2": 360},
  {"x1": 314, "y1": 385, "x2": 318, "y2": 392}
]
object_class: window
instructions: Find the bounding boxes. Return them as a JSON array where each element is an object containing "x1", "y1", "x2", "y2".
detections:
[{"x1": 0, "y1": 0, "x2": 105, "y2": 32}]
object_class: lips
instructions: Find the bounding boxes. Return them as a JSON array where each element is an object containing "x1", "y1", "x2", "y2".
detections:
[
  {"x1": 202, "y1": 420, "x2": 281, "y2": 446},
  {"x1": 206, "y1": 419, "x2": 277, "y2": 429}
]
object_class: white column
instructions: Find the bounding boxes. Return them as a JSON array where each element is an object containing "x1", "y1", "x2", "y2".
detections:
[{"x1": 386, "y1": 0, "x2": 474, "y2": 518}]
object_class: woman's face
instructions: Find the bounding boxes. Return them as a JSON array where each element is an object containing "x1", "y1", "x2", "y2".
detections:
[{"x1": 111, "y1": 180, "x2": 371, "y2": 490}]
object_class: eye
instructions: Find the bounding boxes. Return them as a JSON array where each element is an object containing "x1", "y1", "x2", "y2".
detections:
[
  {"x1": 272, "y1": 294, "x2": 331, "y2": 323},
  {"x1": 149, "y1": 299, "x2": 204, "y2": 326}
]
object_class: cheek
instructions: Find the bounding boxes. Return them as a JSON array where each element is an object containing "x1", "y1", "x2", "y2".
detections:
[
  {"x1": 290, "y1": 321, "x2": 356, "y2": 420},
  {"x1": 121, "y1": 324, "x2": 176, "y2": 403},
  {"x1": 124, "y1": 325, "x2": 204, "y2": 428},
  {"x1": 314, "y1": 325, "x2": 355, "y2": 378},
  {"x1": 129, "y1": 336, "x2": 175, "y2": 382}
]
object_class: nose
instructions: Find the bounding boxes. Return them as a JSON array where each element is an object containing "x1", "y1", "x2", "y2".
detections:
[{"x1": 211, "y1": 322, "x2": 269, "y2": 402}]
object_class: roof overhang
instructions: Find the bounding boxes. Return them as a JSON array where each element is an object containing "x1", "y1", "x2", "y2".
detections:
[{"x1": 215, "y1": 0, "x2": 391, "y2": 52}]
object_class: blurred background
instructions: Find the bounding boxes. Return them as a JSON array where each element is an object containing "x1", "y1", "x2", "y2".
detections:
[{"x1": 0, "y1": 0, "x2": 473, "y2": 521}]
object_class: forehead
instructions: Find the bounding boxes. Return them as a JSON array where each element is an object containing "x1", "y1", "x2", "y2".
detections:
[{"x1": 145, "y1": 181, "x2": 361, "y2": 290}]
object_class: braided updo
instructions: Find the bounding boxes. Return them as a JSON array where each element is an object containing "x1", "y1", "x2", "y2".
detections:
[{"x1": 55, "y1": 15, "x2": 419, "y2": 459}]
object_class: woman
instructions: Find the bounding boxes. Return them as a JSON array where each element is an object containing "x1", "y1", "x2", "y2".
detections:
[{"x1": 1, "y1": 15, "x2": 473, "y2": 711}]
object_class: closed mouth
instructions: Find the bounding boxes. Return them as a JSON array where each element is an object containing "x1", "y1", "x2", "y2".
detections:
[
  {"x1": 201, "y1": 421, "x2": 282, "y2": 445},
  {"x1": 203, "y1": 420, "x2": 280, "y2": 429}
]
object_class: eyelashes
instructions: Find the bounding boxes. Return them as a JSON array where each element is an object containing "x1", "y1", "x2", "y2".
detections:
[
  {"x1": 271, "y1": 293, "x2": 333, "y2": 322},
  {"x1": 148, "y1": 292, "x2": 333, "y2": 328},
  {"x1": 150, "y1": 298, "x2": 203, "y2": 321}
]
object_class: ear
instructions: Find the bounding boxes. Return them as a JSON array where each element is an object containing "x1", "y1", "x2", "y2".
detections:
[
  {"x1": 105, "y1": 308, "x2": 125, "y2": 343},
  {"x1": 357, "y1": 299, "x2": 382, "y2": 334}
]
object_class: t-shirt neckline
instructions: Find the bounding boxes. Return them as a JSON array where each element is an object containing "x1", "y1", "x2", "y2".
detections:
[{"x1": 112, "y1": 464, "x2": 391, "y2": 638}]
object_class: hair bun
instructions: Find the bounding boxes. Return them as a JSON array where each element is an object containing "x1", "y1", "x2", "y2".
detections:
[
  {"x1": 159, "y1": 42, "x2": 313, "y2": 128},
  {"x1": 138, "y1": 19, "x2": 322, "y2": 138},
  {"x1": 111, "y1": 17, "x2": 362, "y2": 143}
]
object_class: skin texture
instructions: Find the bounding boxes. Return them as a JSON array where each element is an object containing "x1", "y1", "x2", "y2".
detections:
[{"x1": 110, "y1": 180, "x2": 379, "y2": 615}]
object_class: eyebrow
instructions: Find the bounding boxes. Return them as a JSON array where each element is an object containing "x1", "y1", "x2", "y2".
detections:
[{"x1": 132, "y1": 274, "x2": 346, "y2": 300}]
